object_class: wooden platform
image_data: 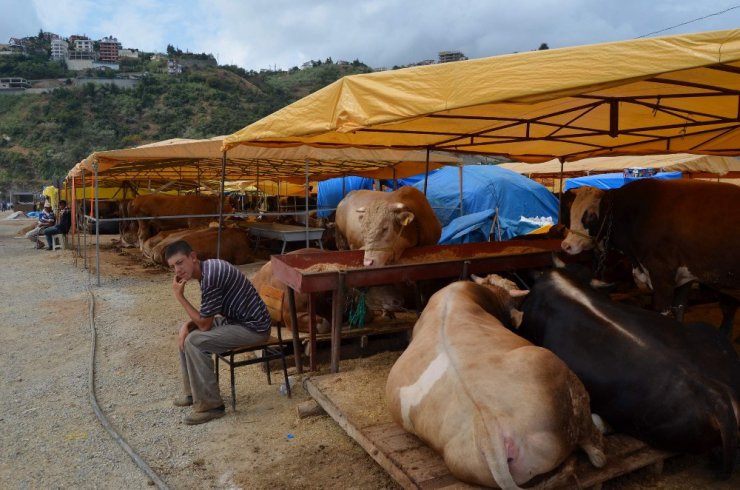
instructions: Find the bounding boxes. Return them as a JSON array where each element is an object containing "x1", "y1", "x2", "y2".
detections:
[{"x1": 304, "y1": 363, "x2": 674, "y2": 489}]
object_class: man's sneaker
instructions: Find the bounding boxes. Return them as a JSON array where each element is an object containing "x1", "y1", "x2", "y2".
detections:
[
  {"x1": 172, "y1": 395, "x2": 193, "y2": 407},
  {"x1": 183, "y1": 406, "x2": 225, "y2": 425}
]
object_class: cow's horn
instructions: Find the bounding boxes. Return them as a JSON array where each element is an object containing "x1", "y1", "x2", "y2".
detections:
[
  {"x1": 590, "y1": 278, "x2": 614, "y2": 290},
  {"x1": 509, "y1": 289, "x2": 529, "y2": 298},
  {"x1": 552, "y1": 254, "x2": 566, "y2": 269},
  {"x1": 470, "y1": 274, "x2": 485, "y2": 284},
  {"x1": 510, "y1": 308, "x2": 524, "y2": 328},
  {"x1": 356, "y1": 207, "x2": 366, "y2": 214}
]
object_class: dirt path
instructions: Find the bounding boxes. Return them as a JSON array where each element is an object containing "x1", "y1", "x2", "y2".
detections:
[{"x1": 0, "y1": 213, "x2": 738, "y2": 489}]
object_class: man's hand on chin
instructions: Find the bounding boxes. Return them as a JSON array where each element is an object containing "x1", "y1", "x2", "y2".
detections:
[{"x1": 172, "y1": 274, "x2": 187, "y2": 296}]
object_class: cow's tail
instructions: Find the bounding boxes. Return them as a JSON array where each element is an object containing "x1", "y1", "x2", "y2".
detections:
[
  {"x1": 474, "y1": 415, "x2": 523, "y2": 490},
  {"x1": 714, "y1": 386, "x2": 738, "y2": 478}
]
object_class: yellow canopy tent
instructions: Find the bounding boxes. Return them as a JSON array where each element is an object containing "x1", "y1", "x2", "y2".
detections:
[
  {"x1": 224, "y1": 180, "x2": 315, "y2": 197},
  {"x1": 67, "y1": 136, "x2": 461, "y2": 184},
  {"x1": 223, "y1": 29, "x2": 740, "y2": 163},
  {"x1": 499, "y1": 154, "x2": 740, "y2": 178}
]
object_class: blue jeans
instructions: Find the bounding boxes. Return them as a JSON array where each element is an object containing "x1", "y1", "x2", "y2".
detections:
[{"x1": 43, "y1": 226, "x2": 66, "y2": 249}]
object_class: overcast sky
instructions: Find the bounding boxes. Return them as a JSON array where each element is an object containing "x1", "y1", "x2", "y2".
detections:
[{"x1": 2, "y1": 1, "x2": 739, "y2": 70}]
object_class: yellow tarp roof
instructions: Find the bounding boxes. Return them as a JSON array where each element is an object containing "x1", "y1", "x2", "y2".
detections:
[
  {"x1": 223, "y1": 29, "x2": 740, "y2": 162},
  {"x1": 224, "y1": 180, "x2": 314, "y2": 197},
  {"x1": 67, "y1": 136, "x2": 460, "y2": 185},
  {"x1": 499, "y1": 154, "x2": 740, "y2": 178}
]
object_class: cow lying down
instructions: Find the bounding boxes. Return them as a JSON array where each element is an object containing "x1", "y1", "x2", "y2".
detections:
[
  {"x1": 142, "y1": 227, "x2": 252, "y2": 266},
  {"x1": 250, "y1": 249, "x2": 331, "y2": 335},
  {"x1": 386, "y1": 281, "x2": 605, "y2": 489},
  {"x1": 482, "y1": 265, "x2": 740, "y2": 476}
]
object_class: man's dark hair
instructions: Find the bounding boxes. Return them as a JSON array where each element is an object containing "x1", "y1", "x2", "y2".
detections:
[
  {"x1": 59, "y1": 200, "x2": 67, "y2": 206},
  {"x1": 165, "y1": 240, "x2": 194, "y2": 260}
]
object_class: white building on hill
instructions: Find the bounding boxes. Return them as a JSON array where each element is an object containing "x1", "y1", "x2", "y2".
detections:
[{"x1": 50, "y1": 39, "x2": 68, "y2": 60}]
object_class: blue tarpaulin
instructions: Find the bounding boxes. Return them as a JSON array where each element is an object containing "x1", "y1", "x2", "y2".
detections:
[
  {"x1": 317, "y1": 176, "x2": 373, "y2": 217},
  {"x1": 381, "y1": 168, "x2": 442, "y2": 189},
  {"x1": 411, "y1": 165, "x2": 559, "y2": 244},
  {"x1": 564, "y1": 171, "x2": 683, "y2": 191}
]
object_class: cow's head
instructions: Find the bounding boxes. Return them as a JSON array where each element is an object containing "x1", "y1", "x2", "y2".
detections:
[
  {"x1": 560, "y1": 186, "x2": 605, "y2": 255},
  {"x1": 356, "y1": 201, "x2": 415, "y2": 267},
  {"x1": 471, "y1": 274, "x2": 529, "y2": 327},
  {"x1": 365, "y1": 285, "x2": 407, "y2": 315},
  {"x1": 118, "y1": 200, "x2": 139, "y2": 247}
]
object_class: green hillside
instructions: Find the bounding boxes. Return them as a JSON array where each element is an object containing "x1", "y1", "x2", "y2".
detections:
[{"x1": 0, "y1": 55, "x2": 372, "y2": 194}]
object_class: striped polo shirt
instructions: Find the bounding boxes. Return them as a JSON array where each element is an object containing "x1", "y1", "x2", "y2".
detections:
[{"x1": 199, "y1": 259, "x2": 271, "y2": 332}]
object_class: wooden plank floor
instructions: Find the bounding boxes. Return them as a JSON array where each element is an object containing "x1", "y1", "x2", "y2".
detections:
[{"x1": 304, "y1": 364, "x2": 674, "y2": 489}]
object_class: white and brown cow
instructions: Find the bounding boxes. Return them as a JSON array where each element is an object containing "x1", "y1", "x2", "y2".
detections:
[
  {"x1": 561, "y1": 179, "x2": 740, "y2": 330},
  {"x1": 386, "y1": 280, "x2": 605, "y2": 489},
  {"x1": 335, "y1": 186, "x2": 441, "y2": 267}
]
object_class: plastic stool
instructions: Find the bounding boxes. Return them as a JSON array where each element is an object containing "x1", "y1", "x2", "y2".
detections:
[{"x1": 51, "y1": 234, "x2": 67, "y2": 251}]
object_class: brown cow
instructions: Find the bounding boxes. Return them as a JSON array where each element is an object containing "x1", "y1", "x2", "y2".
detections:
[
  {"x1": 129, "y1": 194, "x2": 233, "y2": 249},
  {"x1": 250, "y1": 249, "x2": 331, "y2": 334},
  {"x1": 386, "y1": 281, "x2": 605, "y2": 488},
  {"x1": 142, "y1": 228, "x2": 192, "y2": 263},
  {"x1": 146, "y1": 227, "x2": 252, "y2": 266},
  {"x1": 335, "y1": 186, "x2": 441, "y2": 267},
  {"x1": 118, "y1": 199, "x2": 139, "y2": 247},
  {"x1": 560, "y1": 180, "x2": 740, "y2": 331}
]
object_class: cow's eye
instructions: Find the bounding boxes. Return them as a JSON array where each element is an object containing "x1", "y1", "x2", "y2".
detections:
[{"x1": 382, "y1": 225, "x2": 389, "y2": 232}]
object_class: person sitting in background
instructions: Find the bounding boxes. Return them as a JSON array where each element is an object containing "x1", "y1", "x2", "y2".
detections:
[
  {"x1": 25, "y1": 203, "x2": 55, "y2": 248},
  {"x1": 42, "y1": 200, "x2": 72, "y2": 251}
]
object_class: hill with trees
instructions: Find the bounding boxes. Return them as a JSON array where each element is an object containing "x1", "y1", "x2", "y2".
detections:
[{"x1": 0, "y1": 52, "x2": 372, "y2": 195}]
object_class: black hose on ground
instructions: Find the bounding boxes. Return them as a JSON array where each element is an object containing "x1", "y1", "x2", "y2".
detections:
[{"x1": 86, "y1": 283, "x2": 170, "y2": 489}]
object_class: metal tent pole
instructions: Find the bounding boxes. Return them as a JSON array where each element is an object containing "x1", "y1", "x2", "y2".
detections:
[
  {"x1": 423, "y1": 148, "x2": 430, "y2": 196},
  {"x1": 217, "y1": 151, "x2": 227, "y2": 259},
  {"x1": 305, "y1": 159, "x2": 309, "y2": 248},
  {"x1": 458, "y1": 164, "x2": 464, "y2": 216},
  {"x1": 94, "y1": 161, "x2": 101, "y2": 286},
  {"x1": 82, "y1": 168, "x2": 87, "y2": 270},
  {"x1": 558, "y1": 158, "x2": 565, "y2": 224}
]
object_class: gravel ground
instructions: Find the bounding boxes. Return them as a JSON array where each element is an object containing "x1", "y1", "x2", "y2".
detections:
[
  {"x1": 0, "y1": 215, "x2": 397, "y2": 489},
  {"x1": 1, "y1": 212, "x2": 738, "y2": 490}
]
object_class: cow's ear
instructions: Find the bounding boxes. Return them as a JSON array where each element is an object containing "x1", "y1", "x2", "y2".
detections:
[
  {"x1": 396, "y1": 211, "x2": 414, "y2": 226},
  {"x1": 510, "y1": 308, "x2": 524, "y2": 328}
]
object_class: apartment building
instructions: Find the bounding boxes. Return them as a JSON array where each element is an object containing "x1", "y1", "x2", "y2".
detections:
[
  {"x1": 74, "y1": 38, "x2": 94, "y2": 53},
  {"x1": 50, "y1": 39, "x2": 68, "y2": 60},
  {"x1": 118, "y1": 48, "x2": 139, "y2": 59},
  {"x1": 98, "y1": 36, "x2": 121, "y2": 62},
  {"x1": 438, "y1": 50, "x2": 468, "y2": 63}
]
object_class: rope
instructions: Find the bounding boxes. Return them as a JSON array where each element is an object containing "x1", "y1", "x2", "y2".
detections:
[
  {"x1": 85, "y1": 282, "x2": 170, "y2": 489},
  {"x1": 348, "y1": 289, "x2": 368, "y2": 328}
]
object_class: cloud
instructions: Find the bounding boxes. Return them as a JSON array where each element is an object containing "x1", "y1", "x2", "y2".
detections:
[
  {"x1": 3, "y1": 0, "x2": 739, "y2": 71},
  {"x1": 0, "y1": 2, "x2": 43, "y2": 41}
]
